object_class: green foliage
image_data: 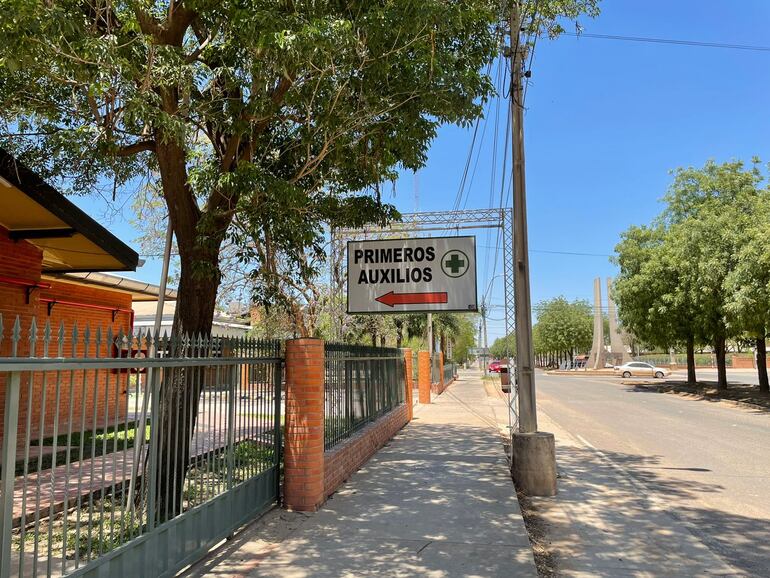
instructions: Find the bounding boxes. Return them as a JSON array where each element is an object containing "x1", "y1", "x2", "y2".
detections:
[
  {"x1": 490, "y1": 333, "x2": 516, "y2": 359},
  {"x1": 0, "y1": 0, "x2": 505, "y2": 336},
  {"x1": 0, "y1": 0, "x2": 600, "y2": 317},
  {"x1": 724, "y1": 192, "x2": 770, "y2": 337},
  {"x1": 450, "y1": 315, "x2": 478, "y2": 363},
  {"x1": 614, "y1": 158, "x2": 770, "y2": 387},
  {"x1": 612, "y1": 224, "x2": 693, "y2": 351},
  {"x1": 532, "y1": 297, "x2": 592, "y2": 357}
]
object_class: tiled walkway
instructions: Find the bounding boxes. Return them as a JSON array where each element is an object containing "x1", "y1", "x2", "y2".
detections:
[
  {"x1": 12, "y1": 422, "x2": 265, "y2": 525},
  {"x1": 188, "y1": 371, "x2": 536, "y2": 577}
]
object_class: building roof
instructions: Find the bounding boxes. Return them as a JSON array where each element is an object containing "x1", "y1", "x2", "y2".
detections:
[
  {"x1": 45, "y1": 272, "x2": 178, "y2": 302},
  {"x1": 0, "y1": 148, "x2": 139, "y2": 273},
  {"x1": 132, "y1": 301, "x2": 251, "y2": 331}
]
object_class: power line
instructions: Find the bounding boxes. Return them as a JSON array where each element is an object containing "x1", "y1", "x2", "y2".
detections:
[
  {"x1": 530, "y1": 249, "x2": 612, "y2": 258},
  {"x1": 561, "y1": 31, "x2": 770, "y2": 53},
  {"x1": 521, "y1": 0, "x2": 540, "y2": 106},
  {"x1": 478, "y1": 245, "x2": 612, "y2": 258}
]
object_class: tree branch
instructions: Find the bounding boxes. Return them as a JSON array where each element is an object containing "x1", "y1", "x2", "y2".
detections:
[{"x1": 115, "y1": 140, "x2": 156, "y2": 156}]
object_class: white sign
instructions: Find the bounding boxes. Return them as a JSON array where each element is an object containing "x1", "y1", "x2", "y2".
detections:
[{"x1": 347, "y1": 236, "x2": 478, "y2": 314}]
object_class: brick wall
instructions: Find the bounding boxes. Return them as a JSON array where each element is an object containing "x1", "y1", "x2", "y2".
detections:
[
  {"x1": 0, "y1": 226, "x2": 132, "y2": 446},
  {"x1": 732, "y1": 355, "x2": 770, "y2": 369},
  {"x1": 323, "y1": 404, "x2": 409, "y2": 500},
  {"x1": 283, "y1": 343, "x2": 413, "y2": 510},
  {"x1": 0, "y1": 227, "x2": 43, "y2": 357},
  {"x1": 430, "y1": 352, "x2": 452, "y2": 395}
]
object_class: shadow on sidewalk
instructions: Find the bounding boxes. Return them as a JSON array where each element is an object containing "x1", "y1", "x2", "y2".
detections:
[
  {"x1": 186, "y1": 420, "x2": 536, "y2": 577},
  {"x1": 530, "y1": 443, "x2": 769, "y2": 576}
]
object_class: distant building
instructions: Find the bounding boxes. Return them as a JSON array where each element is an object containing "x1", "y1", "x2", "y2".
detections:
[{"x1": 132, "y1": 300, "x2": 250, "y2": 338}]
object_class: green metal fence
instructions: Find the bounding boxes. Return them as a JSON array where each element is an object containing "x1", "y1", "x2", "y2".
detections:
[
  {"x1": 324, "y1": 344, "x2": 405, "y2": 451},
  {"x1": 0, "y1": 315, "x2": 282, "y2": 578},
  {"x1": 431, "y1": 354, "x2": 440, "y2": 384},
  {"x1": 443, "y1": 362, "x2": 456, "y2": 384}
]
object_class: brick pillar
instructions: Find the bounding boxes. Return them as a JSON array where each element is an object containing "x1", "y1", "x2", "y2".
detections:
[
  {"x1": 439, "y1": 351, "x2": 445, "y2": 391},
  {"x1": 417, "y1": 350, "x2": 431, "y2": 404},
  {"x1": 283, "y1": 338, "x2": 325, "y2": 511},
  {"x1": 402, "y1": 348, "x2": 414, "y2": 421}
]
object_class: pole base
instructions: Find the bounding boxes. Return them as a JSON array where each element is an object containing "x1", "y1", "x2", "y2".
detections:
[{"x1": 511, "y1": 431, "x2": 557, "y2": 497}]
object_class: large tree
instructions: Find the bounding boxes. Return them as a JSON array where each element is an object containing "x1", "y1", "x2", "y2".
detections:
[
  {"x1": 724, "y1": 180, "x2": 770, "y2": 392},
  {"x1": 0, "y1": 0, "x2": 601, "y2": 518},
  {"x1": 615, "y1": 159, "x2": 767, "y2": 390},
  {"x1": 0, "y1": 0, "x2": 501, "y2": 518},
  {"x1": 0, "y1": 0, "x2": 502, "y2": 338},
  {"x1": 613, "y1": 225, "x2": 701, "y2": 383},
  {"x1": 533, "y1": 296, "x2": 592, "y2": 363},
  {"x1": 662, "y1": 160, "x2": 764, "y2": 390}
]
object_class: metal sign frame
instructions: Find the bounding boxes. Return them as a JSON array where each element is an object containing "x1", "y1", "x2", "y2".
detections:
[
  {"x1": 330, "y1": 207, "x2": 518, "y2": 432},
  {"x1": 345, "y1": 235, "x2": 479, "y2": 315}
]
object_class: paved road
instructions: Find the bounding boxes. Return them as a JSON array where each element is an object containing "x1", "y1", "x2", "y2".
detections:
[
  {"x1": 669, "y1": 367, "x2": 762, "y2": 385},
  {"x1": 537, "y1": 372, "x2": 770, "y2": 576}
]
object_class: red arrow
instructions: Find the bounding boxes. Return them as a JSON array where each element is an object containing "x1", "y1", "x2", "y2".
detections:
[{"x1": 375, "y1": 291, "x2": 448, "y2": 307}]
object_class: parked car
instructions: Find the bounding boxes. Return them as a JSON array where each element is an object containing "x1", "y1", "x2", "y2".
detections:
[
  {"x1": 488, "y1": 360, "x2": 503, "y2": 373},
  {"x1": 615, "y1": 361, "x2": 670, "y2": 379}
]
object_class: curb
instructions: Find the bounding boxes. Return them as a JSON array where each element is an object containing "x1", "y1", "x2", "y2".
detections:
[
  {"x1": 631, "y1": 383, "x2": 770, "y2": 413},
  {"x1": 544, "y1": 371, "x2": 618, "y2": 378}
]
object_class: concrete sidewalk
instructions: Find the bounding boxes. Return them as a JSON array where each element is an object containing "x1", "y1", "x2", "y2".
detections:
[{"x1": 185, "y1": 370, "x2": 536, "y2": 577}]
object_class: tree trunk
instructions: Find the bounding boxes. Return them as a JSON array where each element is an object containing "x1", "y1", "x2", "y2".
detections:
[
  {"x1": 686, "y1": 335, "x2": 697, "y2": 385},
  {"x1": 150, "y1": 139, "x2": 232, "y2": 522},
  {"x1": 756, "y1": 335, "x2": 769, "y2": 394},
  {"x1": 714, "y1": 335, "x2": 728, "y2": 391},
  {"x1": 371, "y1": 332, "x2": 377, "y2": 347},
  {"x1": 395, "y1": 319, "x2": 403, "y2": 349}
]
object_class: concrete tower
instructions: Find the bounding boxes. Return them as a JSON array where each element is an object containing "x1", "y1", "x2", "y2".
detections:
[
  {"x1": 587, "y1": 277, "x2": 606, "y2": 370},
  {"x1": 607, "y1": 277, "x2": 631, "y2": 365}
]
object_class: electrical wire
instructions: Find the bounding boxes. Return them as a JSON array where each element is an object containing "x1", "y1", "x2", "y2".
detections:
[
  {"x1": 521, "y1": 2, "x2": 540, "y2": 106},
  {"x1": 561, "y1": 31, "x2": 770, "y2": 53}
]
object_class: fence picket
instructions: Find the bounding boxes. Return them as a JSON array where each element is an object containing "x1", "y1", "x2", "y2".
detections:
[{"x1": 0, "y1": 320, "x2": 282, "y2": 578}]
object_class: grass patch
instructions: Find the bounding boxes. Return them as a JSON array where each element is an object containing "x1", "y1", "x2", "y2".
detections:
[
  {"x1": 12, "y1": 421, "x2": 150, "y2": 477},
  {"x1": 13, "y1": 495, "x2": 147, "y2": 563}
]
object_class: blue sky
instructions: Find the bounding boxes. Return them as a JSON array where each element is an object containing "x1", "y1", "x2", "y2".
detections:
[{"x1": 72, "y1": 0, "x2": 770, "y2": 341}]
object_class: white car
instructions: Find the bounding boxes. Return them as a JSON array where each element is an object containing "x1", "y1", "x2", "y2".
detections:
[{"x1": 615, "y1": 361, "x2": 670, "y2": 379}]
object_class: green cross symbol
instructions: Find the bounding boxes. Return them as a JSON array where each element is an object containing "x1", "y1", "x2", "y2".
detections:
[
  {"x1": 445, "y1": 253, "x2": 466, "y2": 275},
  {"x1": 444, "y1": 251, "x2": 468, "y2": 277}
]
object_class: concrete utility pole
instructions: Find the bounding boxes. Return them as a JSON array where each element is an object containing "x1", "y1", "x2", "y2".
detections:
[
  {"x1": 507, "y1": 2, "x2": 556, "y2": 497},
  {"x1": 509, "y1": 5, "x2": 536, "y2": 433},
  {"x1": 153, "y1": 222, "x2": 174, "y2": 340},
  {"x1": 427, "y1": 312, "x2": 433, "y2": 356},
  {"x1": 480, "y1": 303, "x2": 489, "y2": 372}
]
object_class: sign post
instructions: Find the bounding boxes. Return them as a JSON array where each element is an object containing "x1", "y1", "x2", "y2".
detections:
[{"x1": 347, "y1": 236, "x2": 478, "y2": 314}]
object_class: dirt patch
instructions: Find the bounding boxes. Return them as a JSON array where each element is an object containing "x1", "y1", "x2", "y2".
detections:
[
  {"x1": 517, "y1": 490, "x2": 558, "y2": 577},
  {"x1": 631, "y1": 380, "x2": 770, "y2": 412}
]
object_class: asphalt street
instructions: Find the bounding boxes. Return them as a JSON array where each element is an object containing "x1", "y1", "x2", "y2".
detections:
[
  {"x1": 670, "y1": 367, "x2": 762, "y2": 386},
  {"x1": 537, "y1": 371, "x2": 770, "y2": 576}
]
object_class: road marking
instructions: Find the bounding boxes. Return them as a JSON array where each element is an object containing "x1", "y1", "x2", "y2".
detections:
[{"x1": 572, "y1": 433, "x2": 741, "y2": 575}]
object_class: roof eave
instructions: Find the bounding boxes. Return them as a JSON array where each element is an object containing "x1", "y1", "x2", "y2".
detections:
[{"x1": 0, "y1": 148, "x2": 139, "y2": 272}]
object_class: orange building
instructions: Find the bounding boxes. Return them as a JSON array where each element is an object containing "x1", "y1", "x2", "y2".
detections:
[{"x1": 0, "y1": 148, "x2": 142, "y2": 443}]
